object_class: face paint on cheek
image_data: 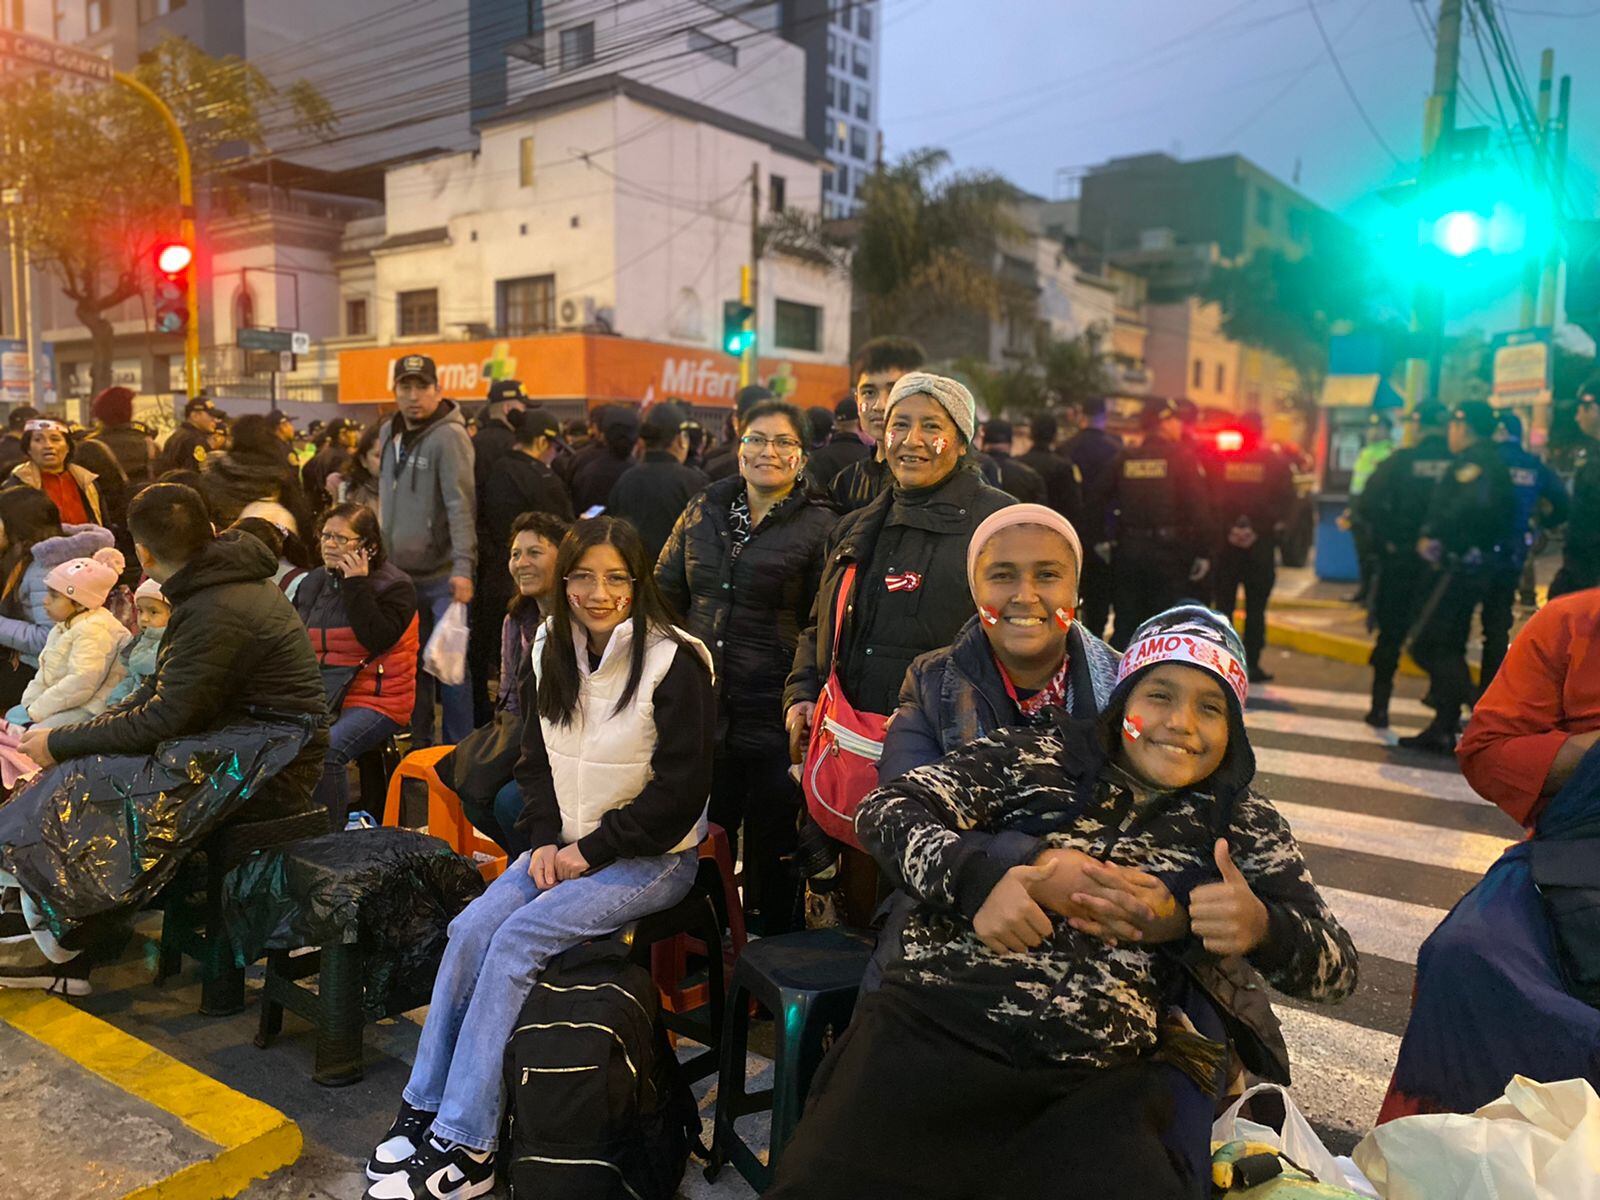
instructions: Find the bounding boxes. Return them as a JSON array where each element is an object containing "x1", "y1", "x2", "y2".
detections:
[
  {"x1": 1053, "y1": 606, "x2": 1075, "y2": 632},
  {"x1": 978, "y1": 604, "x2": 1001, "y2": 627},
  {"x1": 1122, "y1": 714, "x2": 1144, "y2": 742},
  {"x1": 884, "y1": 429, "x2": 898, "y2": 451},
  {"x1": 931, "y1": 436, "x2": 949, "y2": 457}
]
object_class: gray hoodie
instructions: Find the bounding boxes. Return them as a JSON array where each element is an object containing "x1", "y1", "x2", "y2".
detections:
[{"x1": 377, "y1": 399, "x2": 477, "y2": 582}]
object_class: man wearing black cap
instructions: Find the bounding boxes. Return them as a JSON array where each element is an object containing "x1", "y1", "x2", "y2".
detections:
[
  {"x1": 1101, "y1": 397, "x2": 1215, "y2": 649},
  {"x1": 607, "y1": 400, "x2": 709, "y2": 562},
  {"x1": 1550, "y1": 376, "x2": 1600, "y2": 599},
  {"x1": 1060, "y1": 398, "x2": 1122, "y2": 635},
  {"x1": 1210, "y1": 411, "x2": 1296, "y2": 683},
  {"x1": 975, "y1": 418, "x2": 1047, "y2": 504},
  {"x1": 1354, "y1": 402, "x2": 1455, "y2": 727},
  {"x1": 377, "y1": 353, "x2": 478, "y2": 746},
  {"x1": 571, "y1": 405, "x2": 640, "y2": 512},
  {"x1": 804, "y1": 393, "x2": 871, "y2": 488},
  {"x1": 1397, "y1": 400, "x2": 1515, "y2": 753},
  {"x1": 704, "y1": 385, "x2": 774, "y2": 481},
  {"x1": 471, "y1": 407, "x2": 574, "y2": 722},
  {"x1": 157, "y1": 395, "x2": 222, "y2": 473},
  {"x1": 472, "y1": 379, "x2": 528, "y2": 495}
]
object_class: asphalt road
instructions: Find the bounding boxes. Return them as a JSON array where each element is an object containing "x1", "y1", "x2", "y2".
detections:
[{"x1": 59, "y1": 642, "x2": 1517, "y2": 1198}]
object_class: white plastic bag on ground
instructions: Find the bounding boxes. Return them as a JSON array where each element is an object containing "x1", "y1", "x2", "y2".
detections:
[
  {"x1": 1353, "y1": 1075, "x2": 1600, "y2": 1200},
  {"x1": 422, "y1": 600, "x2": 470, "y2": 686},
  {"x1": 1213, "y1": 1082, "x2": 1355, "y2": 1191}
]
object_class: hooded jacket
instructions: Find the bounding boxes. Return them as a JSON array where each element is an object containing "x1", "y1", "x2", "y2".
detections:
[
  {"x1": 378, "y1": 400, "x2": 477, "y2": 581},
  {"x1": 200, "y1": 452, "x2": 316, "y2": 537},
  {"x1": 0, "y1": 524, "x2": 115, "y2": 667},
  {"x1": 656, "y1": 474, "x2": 836, "y2": 755},
  {"x1": 881, "y1": 613, "x2": 1122, "y2": 780},
  {"x1": 48, "y1": 531, "x2": 329, "y2": 817},
  {"x1": 21, "y1": 606, "x2": 132, "y2": 727}
]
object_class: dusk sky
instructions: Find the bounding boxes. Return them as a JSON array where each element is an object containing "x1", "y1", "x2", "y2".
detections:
[{"x1": 878, "y1": 0, "x2": 1600, "y2": 225}]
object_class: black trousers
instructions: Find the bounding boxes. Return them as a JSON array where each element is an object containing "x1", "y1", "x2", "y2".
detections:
[
  {"x1": 1409, "y1": 571, "x2": 1490, "y2": 734},
  {"x1": 766, "y1": 989, "x2": 1189, "y2": 1200},
  {"x1": 1078, "y1": 556, "x2": 1113, "y2": 642},
  {"x1": 1110, "y1": 541, "x2": 1190, "y2": 651},
  {"x1": 1478, "y1": 566, "x2": 1519, "y2": 694},
  {"x1": 1213, "y1": 540, "x2": 1275, "y2": 670},
  {"x1": 468, "y1": 569, "x2": 513, "y2": 729},
  {"x1": 1369, "y1": 553, "x2": 1427, "y2": 705},
  {"x1": 709, "y1": 746, "x2": 803, "y2": 936},
  {"x1": 1550, "y1": 549, "x2": 1600, "y2": 601}
]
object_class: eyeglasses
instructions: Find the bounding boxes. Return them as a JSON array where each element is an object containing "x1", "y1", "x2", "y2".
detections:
[
  {"x1": 740, "y1": 434, "x2": 804, "y2": 453},
  {"x1": 565, "y1": 570, "x2": 634, "y2": 592},
  {"x1": 319, "y1": 531, "x2": 361, "y2": 548}
]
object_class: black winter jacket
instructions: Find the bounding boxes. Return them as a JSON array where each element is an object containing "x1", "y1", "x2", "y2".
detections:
[
  {"x1": 828, "y1": 453, "x2": 891, "y2": 514},
  {"x1": 479, "y1": 450, "x2": 575, "y2": 568},
  {"x1": 984, "y1": 449, "x2": 1048, "y2": 504},
  {"x1": 84, "y1": 423, "x2": 155, "y2": 487},
  {"x1": 806, "y1": 432, "x2": 872, "y2": 488},
  {"x1": 157, "y1": 421, "x2": 212, "y2": 474},
  {"x1": 47, "y1": 531, "x2": 329, "y2": 818},
  {"x1": 472, "y1": 417, "x2": 519, "y2": 496},
  {"x1": 1018, "y1": 447, "x2": 1084, "y2": 524},
  {"x1": 785, "y1": 465, "x2": 1014, "y2": 718},
  {"x1": 656, "y1": 476, "x2": 836, "y2": 755},
  {"x1": 608, "y1": 452, "x2": 710, "y2": 565},
  {"x1": 200, "y1": 451, "x2": 317, "y2": 540}
]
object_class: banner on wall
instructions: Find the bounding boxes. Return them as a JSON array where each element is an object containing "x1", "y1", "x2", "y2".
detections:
[{"x1": 337, "y1": 333, "x2": 849, "y2": 410}]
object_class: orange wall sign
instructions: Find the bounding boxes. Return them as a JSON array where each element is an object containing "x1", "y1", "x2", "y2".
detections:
[{"x1": 338, "y1": 333, "x2": 849, "y2": 410}]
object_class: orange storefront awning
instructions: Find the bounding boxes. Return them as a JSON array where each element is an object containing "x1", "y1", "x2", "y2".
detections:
[{"x1": 338, "y1": 333, "x2": 849, "y2": 410}]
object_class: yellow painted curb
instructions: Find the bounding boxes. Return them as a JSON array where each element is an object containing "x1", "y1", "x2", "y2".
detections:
[
  {"x1": 0, "y1": 990, "x2": 302, "y2": 1199},
  {"x1": 1264, "y1": 616, "x2": 1428, "y2": 678}
]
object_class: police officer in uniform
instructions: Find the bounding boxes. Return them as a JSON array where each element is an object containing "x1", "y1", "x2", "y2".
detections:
[
  {"x1": 1397, "y1": 401, "x2": 1515, "y2": 754},
  {"x1": 1549, "y1": 379, "x2": 1600, "y2": 599},
  {"x1": 1102, "y1": 397, "x2": 1215, "y2": 649},
  {"x1": 1353, "y1": 402, "x2": 1454, "y2": 728},
  {"x1": 1345, "y1": 411, "x2": 1395, "y2": 604},
  {"x1": 1210, "y1": 411, "x2": 1295, "y2": 683},
  {"x1": 1482, "y1": 411, "x2": 1567, "y2": 690}
]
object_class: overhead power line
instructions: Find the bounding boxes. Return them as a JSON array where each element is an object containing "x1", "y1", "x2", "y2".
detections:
[{"x1": 1304, "y1": 0, "x2": 1404, "y2": 164}]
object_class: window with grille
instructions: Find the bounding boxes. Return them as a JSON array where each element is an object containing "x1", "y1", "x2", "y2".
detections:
[
  {"x1": 346, "y1": 298, "x2": 368, "y2": 337},
  {"x1": 498, "y1": 275, "x2": 555, "y2": 336},
  {"x1": 560, "y1": 22, "x2": 594, "y2": 70},
  {"x1": 398, "y1": 290, "x2": 439, "y2": 337}
]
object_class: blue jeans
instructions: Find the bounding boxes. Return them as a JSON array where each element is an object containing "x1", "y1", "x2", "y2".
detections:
[
  {"x1": 314, "y1": 705, "x2": 403, "y2": 825},
  {"x1": 412, "y1": 575, "x2": 474, "y2": 746},
  {"x1": 403, "y1": 847, "x2": 699, "y2": 1150},
  {"x1": 460, "y1": 777, "x2": 532, "y2": 860}
]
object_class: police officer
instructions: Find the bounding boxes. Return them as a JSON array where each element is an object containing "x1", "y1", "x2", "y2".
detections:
[
  {"x1": 1353, "y1": 402, "x2": 1454, "y2": 728},
  {"x1": 1549, "y1": 378, "x2": 1600, "y2": 598},
  {"x1": 156, "y1": 394, "x2": 223, "y2": 473},
  {"x1": 1064, "y1": 397, "x2": 1122, "y2": 637},
  {"x1": 1210, "y1": 411, "x2": 1295, "y2": 683},
  {"x1": 1397, "y1": 400, "x2": 1515, "y2": 754},
  {"x1": 975, "y1": 418, "x2": 1048, "y2": 503},
  {"x1": 1345, "y1": 411, "x2": 1395, "y2": 604},
  {"x1": 1482, "y1": 411, "x2": 1567, "y2": 690},
  {"x1": 1102, "y1": 397, "x2": 1215, "y2": 649}
]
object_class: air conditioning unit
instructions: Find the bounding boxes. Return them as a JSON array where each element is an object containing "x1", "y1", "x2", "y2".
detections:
[{"x1": 559, "y1": 296, "x2": 595, "y2": 328}]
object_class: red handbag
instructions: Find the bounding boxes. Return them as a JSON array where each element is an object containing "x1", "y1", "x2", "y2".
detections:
[{"x1": 800, "y1": 565, "x2": 889, "y2": 850}]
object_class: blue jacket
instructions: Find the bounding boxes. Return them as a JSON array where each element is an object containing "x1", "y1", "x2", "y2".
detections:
[
  {"x1": 0, "y1": 524, "x2": 115, "y2": 668},
  {"x1": 1495, "y1": 442, "x2": 1569, "y2": 568},
  {"x1": 879, "y1": 613, "x2": 1122, "y2": 782},
  {"x1": 106, "y1": 624, "x2": 165, "y2": 708}
]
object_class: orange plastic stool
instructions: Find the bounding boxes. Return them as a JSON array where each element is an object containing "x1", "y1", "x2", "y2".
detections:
[
  {"x1": 383, "y1": 746, "x2": 508, "y2": 882},
  {"x1": 651, "y1": 822, "x2": 746, "y2": 1016}
]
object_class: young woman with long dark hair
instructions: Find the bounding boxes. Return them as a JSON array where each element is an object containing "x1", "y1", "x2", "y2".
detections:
[{"x1": 361, "y1": 516, "x2": 714, "y2": 1200}]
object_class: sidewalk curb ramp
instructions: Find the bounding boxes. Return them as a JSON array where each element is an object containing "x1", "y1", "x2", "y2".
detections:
[{"x1": 0, "y1": 990, "x2": 302, "y2": 1199}]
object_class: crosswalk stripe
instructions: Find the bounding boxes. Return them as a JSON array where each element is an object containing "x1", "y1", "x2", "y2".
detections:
[
  {"x1": 1256, "y1": 747, "x2": 1488, "y2": 807},
  {"x1": 1274, "y1": 799, "x2": 1511, "y2": 874},
  {"x1": 1254, "y1": 684, "x2": 1432, "y2": 720},
  {"x1": 1274, "y1": 1005, "x2": 1400, "y2": 1135},
  {"x1": 1247, "y1": 709, "x2": 1422, "y2": 747},
  {"x1": 1318, "y1": 887, "x2": 1445, "y2": 966}
]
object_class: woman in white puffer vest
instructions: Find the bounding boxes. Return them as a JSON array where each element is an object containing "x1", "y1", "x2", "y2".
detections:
[{"x1": 363, "y1": 516, "x2": 715, "y2": 1199}]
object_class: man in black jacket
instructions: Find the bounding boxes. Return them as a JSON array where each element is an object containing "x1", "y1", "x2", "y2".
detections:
[
  {"x1": 1015, "y1": 413, "x2": 1084, "y2": 525},
  {"x1": 21, "y1": 483, "x2": 328, "y2": 814},
  {"x1": 471, "y1": 409, "x2": 574, "y2": 723},
  {"x1": 158, "y1": 395, "x2": 223, "y2": 473},
  {"x1": 1550, "y1": 378, "x2": 1600, "y2": 599},
  {"x1": 607, "y1": 401, "x2": 710, "y2": 562},
  {"x1": 976, "y1": 418, "x2": 1047, "y2": 503},
  {"x1": 1062, "y1": 398, "x2": 1122, "y2": 637},
  {"x1": 805, "y1": 393, "x2": 871, "y2": 488},
  {"x1": 471, "y1": 379, "x2": 527, "y2": 496}
]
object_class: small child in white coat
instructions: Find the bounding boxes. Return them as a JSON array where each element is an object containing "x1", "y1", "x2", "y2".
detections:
[{"x1": 7, "y1": 548, "x2": 133, "y2": 729}]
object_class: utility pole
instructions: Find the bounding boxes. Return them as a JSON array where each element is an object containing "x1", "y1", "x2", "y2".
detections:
[
  {"x1": 1408, "y1": 0, "x2": 1462, "y2": 409},
  {"x1": 1538, "y1": 74, "x2": 1571, "y2": 328},
  {"x1": 742, "y1": 161, "x2": 760, "y2": 390},
  {"x1": 1521, "y1": 49, "x2": 1555, "y2": 329}
]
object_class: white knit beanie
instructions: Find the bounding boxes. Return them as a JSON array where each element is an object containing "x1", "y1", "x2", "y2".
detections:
[{"x1": 885, "y1": 372, "x2": 977, "y2": 443}]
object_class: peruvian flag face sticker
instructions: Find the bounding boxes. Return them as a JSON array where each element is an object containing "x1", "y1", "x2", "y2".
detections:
[{"x1": 884, "y1": 570, "x2": 923, "y2": 593}]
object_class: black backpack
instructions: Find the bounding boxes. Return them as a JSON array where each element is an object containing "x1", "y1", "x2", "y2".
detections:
[{"x1": 503, "y1": 939, "x2": 703, "y2": 1199}]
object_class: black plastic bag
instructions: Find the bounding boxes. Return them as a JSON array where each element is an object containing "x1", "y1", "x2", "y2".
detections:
[
  {"x1": 0, "y1": 713, "x2": 320, "y2": 942},
  {"x1": 223, "y1": 826, "x2": 486, "y2": 1018}
]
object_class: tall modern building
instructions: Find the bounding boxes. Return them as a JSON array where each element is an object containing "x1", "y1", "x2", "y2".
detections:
[{"x1": 815, "y1": 0, "x2": 880, "y2": 217}]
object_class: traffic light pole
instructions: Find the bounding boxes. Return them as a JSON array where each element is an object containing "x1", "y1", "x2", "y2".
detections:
[
  {"x1": 113, "y1": 70, "x2": 200, "y2": 400},
  {"x1": 741, "y1": 161, "x2": 760, "y2": 389},
  {"x1": 1408, "y1": 0, "x2": 1462, "y2": 409}
]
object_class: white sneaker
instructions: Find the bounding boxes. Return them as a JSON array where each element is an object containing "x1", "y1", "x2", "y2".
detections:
[{"x1": 345, "y1": 811, "x2": 378, "y2": 831}]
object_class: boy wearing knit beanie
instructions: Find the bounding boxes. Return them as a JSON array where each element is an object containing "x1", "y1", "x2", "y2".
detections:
[
  {"x1": 8, "y1": 548, "x2": 133, "y2": 729},
  {"x1": 767, "y1": 604, "x2": 1357, "y2": 1200}
]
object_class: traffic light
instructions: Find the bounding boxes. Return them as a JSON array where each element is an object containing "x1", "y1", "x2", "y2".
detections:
[
  {"x1": 721, "y1": 299, "x2": 754, "y2": 357},
  {"x1": 153, "y1": 241, "x2": 191, "y2": 335}
]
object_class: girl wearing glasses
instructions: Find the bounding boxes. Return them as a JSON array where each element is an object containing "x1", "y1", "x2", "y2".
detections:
[
  {"x1": 363, "y1": 516, "x2": 713, "y2": 1200},
  {"x1": 656, "y1": 399, "x2": 837, "y2": 933}
]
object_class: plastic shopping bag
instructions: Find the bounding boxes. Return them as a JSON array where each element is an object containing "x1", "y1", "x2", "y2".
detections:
[
  {"x1": 1213, "y1": 1083, "x2": 1354, "y2": 1191},
  {"x1": 422, "y1": 601, "x2": 470, "y2": 686},
  {"x1": 1353, "y1": 1075, "x2": 1600, "y2": 1200}
]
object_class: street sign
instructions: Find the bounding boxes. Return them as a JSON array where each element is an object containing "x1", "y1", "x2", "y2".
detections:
[
  {"x1": 279, "y1": 351, "x2": 296, "y2": 373},
  {"x1": 238, "y1": 327, "x2": 300, "y2": 353},
  {"x1": 290, "y1": 331, "x2": 311, "y2": 355},
  {"x1": 0, "y1": 30, "x2": 113, "y2": 83},
  {"x1": 1490, "y1": 328, "x2": 1552, "y2": 408}
]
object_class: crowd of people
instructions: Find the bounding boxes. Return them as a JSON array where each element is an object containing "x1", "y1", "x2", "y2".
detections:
[{"x1": 0, "y1": 337, "x2": 1594, "y2": 1199}]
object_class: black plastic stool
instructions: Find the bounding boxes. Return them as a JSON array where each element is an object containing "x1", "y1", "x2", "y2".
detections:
[
  {"x1": 255, "y1": 941, "x2": 368, "y2": 1086},
  {"x1": 156, "y1": 807, "x2": 331, "y2": 1014},
  {"x1": 705, "y1": 927, "x2": 873, "y2": 1192}
]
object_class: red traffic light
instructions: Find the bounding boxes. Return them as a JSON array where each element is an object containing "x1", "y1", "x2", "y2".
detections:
[{"x1": 155, "y1": 242, "x2": 192, "y2": 276}]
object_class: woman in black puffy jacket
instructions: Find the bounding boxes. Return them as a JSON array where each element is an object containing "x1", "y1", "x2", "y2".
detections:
[{"x1": 656, "y1": 399, "x2": 836, "y2": 933}]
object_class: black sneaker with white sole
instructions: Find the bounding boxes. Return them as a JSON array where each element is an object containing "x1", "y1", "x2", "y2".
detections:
[
  {"x1": 0, "y1": 947, "x2": 91, "y2": 996},
  {"x1": 365, "y1": 1100, "x2": 438, "y2": 1181},
  {"x1": 364, "y1": 1133, "x2": 494, "y2": 1200}
]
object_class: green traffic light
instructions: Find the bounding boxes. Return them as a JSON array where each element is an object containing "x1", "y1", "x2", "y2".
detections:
[{"x1": 1432, "y1": 210, "x2": 1488, "y2": 257}]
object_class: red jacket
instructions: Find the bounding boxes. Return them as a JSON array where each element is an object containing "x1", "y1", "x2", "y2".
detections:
[
  {"x1": 1457, "y1": 591, "x2": 1600, "y2": 827},
  {"x1": 295, "y1": 563, "x2": 419, "y2": 726}
]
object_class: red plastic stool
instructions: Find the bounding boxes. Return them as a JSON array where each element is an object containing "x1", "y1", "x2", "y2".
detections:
[
  {"x1": 383, "y1": 746, "x2": 508, "y2": 882},
  {"x1": 651, "y1": 823, "x2": 745, "y2": 1017}
]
